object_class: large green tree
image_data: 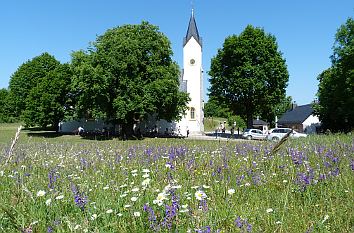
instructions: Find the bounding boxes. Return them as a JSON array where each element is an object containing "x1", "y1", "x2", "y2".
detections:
[
  {"x1": 71, "y1": 22, "x2": 189, "y2": 135},
  {"x1": 0, "y1": 88, "x2": 10, "y2": 123},
  {"x1": 8, "y1": 53, "x2": 61, "y2": 118},
  {"x1": 315, "y1": 17, "x2": 354, "y2": 132},
  {"x1": 22, "y1": 64, "x2": 72, "y2": 130},
  {"x1": 204, "y1": 97, "x2": 230, "y2": 118},
  {"x1": 208, "y1": 25, "x2": 289, "y2": 128}
]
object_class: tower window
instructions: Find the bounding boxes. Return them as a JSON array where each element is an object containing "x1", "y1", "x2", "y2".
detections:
[{"x1": 190, "y1": 107, "x2": 195, "y2": 119}]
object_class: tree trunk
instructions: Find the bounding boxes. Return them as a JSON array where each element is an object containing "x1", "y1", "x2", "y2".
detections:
[
  {"x1": 121, "y1": 123, "x2": 134, "y2": 140},
  {"x1": 52, "y1": 120, "x2": 60, "y2": 132},
  {"x1": 247, "y1": 113, "x2": 253, "y2": 129}
]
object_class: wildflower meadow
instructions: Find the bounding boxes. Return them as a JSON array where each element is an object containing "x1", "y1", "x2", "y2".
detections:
[{"x1": 0, "y1": 125, "x2": 353, "y2": 232}]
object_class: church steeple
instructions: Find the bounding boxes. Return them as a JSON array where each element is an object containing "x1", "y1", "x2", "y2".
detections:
[{"x1": 183, "y1": 10, "x2": 202, "y2": 47}]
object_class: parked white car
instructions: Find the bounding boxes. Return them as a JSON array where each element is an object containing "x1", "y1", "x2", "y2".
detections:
[
  {"x1": 267, "y1": 128, "x2": 307, "y2": 141},
  {"x1": 242, "y1": 129, "x2": 267, "y2": 140}
]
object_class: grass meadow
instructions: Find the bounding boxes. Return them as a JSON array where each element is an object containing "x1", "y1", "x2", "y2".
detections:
[{"x1": 0, "y1": 124, "x2": 353, "y2": 232}]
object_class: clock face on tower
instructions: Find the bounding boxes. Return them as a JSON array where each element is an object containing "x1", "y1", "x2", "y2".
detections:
[{"x1": 189, "y1": 58, "x2": 195, "y2": 65}]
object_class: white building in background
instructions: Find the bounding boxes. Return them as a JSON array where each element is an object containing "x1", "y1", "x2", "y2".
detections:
[
  {"x1": 277, "y1": 104, "x2": 321, "y2": 134},
  {"x1": 176, "y1": 10, "x2": 204, "y2": 135}
]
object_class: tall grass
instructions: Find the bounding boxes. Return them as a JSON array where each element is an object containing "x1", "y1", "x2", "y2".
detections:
[{"x1": 0, "y1": 133, "x2": 353, "y2": 232}]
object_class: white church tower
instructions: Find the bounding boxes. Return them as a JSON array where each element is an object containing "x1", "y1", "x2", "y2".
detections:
[{"x1": 177, "y1": 10, "x2": 204, "y2": 135}]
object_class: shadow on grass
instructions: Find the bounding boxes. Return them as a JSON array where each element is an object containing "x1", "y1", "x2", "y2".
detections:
[
  {"x1": 24, "y1": 127, "x2": 188, "y2": 141},
  {"x1": 204, "y1": 132, "x2": 242, "y2": 139},
  {"x1": 24, "y1": 127, "x2": 142, "y2": 141},
  {"x1": 25, "y1": 127, "x2": 71, "y2": 139},
  {"x1": 26, "y1": 131, "x2": 63, "y2": 138}
]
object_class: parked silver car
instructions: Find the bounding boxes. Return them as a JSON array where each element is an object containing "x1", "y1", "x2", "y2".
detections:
[
  {"x1": 242, "y1": 129, "x2": 267, "y2": 140},
  {"x1": 267, "y1": 128, "x2": 307, "y2": 141}
]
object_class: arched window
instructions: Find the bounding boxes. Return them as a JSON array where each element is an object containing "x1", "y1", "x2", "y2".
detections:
[{"x1": 190, "y1": 107, "x2": 195, "y2": 119}]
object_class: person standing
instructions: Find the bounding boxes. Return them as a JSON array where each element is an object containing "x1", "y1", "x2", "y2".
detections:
[
  {"x1": 78, "y1": 126, "x2": 84, "y2": 136},
  {"x1": 221, "y1": 122, "x2": 225, "y2": 134}
]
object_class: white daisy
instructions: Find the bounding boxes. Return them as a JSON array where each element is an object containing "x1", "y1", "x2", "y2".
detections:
[
  {"x1": 45, "y1": 198, "x2": 52, "y2": 206},
  {"x1": 134, "y1": 212, "x2": 141, "y2": 217},
  {"x1": 55, "y1": 195, "x2": 64, "y2": 200},
  {"x1": 91, "y1": 214, "x2": 98, "y2": 220},
  {"x1": 228, "y1": 189, "x2": 235, "y2": 195},
  {"x1": 141, "y1": 178, "x2": 151, "y2": 186},
  {"x1": 195, "y1": 190, "x2": 207, "y2": 200},
  {"x1": 266, "y1": 208, "x2": 273, "y2": 213},
  {"x1": 36, "y1": 190, "x2": 46, "y2": 197},
  {"x1": 131, "y1": 187, "x2": 140, "y2": 192},
  {"x1": 120, "y1": 193, "x2": 128, "y2": 198}
]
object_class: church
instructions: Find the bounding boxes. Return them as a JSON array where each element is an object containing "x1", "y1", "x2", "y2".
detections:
[
  {"x1": 176, "y1": 10, "x2": 204, "y2": 135},
  {"x1": 140, "y1": 10, "x2": 204, "y2": 136},
  {"x1": 59, "y1": 11, "x2": 204, "y2": 136}
]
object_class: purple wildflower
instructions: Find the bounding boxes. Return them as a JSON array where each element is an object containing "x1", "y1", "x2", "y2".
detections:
[
  {"x1": 319, "y1": 173, "x2": 326, "y2": 181},
  {"x1": 71, "y1": 183, "x2": 88, "y2": 211},
  {"x1": 236, "y1": 174, "x2": 245, "y2": 186},
  {"x1": 235, "y1": 216, "x2": 243, "y2": 228},
  {"x1": 246, "y1": 224, "x2": 252, "y2": 232},
  {"x1": 47, "y1": 226, "x2": 53, "y2": 233},
  {"x1": 48, "y1": 168, "x2": 59, "y2": 190},
  {"x1": 234, "y1": 216, "x2": 252, "y2": 232},
  {"x1": 199, "y1": 199, "x2": 208, "y2": 212},
  {"x1": 143, "y1": 204, "x2": 158, "y2": 230}
]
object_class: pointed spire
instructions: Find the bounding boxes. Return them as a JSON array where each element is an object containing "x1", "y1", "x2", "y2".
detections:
[{"x1": 184, "y1": 9, "x2": 202, "y2": 47}]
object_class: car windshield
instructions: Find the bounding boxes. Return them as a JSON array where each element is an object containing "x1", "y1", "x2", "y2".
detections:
[{"x1": 244, "y1": 129, "x2": 251, "y2": 132}]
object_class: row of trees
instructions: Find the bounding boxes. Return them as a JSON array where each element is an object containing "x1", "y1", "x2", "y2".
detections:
[
  {"x1": 1, "y1": 17, "x2": 352, "y2": 133},
  {"x1": 0, "y1": 22, "x2": 189, "y2": 134}
]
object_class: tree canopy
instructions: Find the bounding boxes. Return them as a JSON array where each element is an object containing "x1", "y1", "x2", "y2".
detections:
[
  {"x1": 22, "y1": 63, "x2": 72, "y2": 129},
  {"x1": 8, "y1": 53, "x2": 61, "y2": 119},
  {"x1": 315, "y1": 17, "x2": 354, "y2": 132},
  {"x1": 7, "y1": 52, "x2": 71, "y2": 130},
  {"x1": 71, "y1": 22, "x2": 189, "y2": 134},
  {"x1": 0, "y1": 88, "x2": 10, "y2": 123},
  {"x1": 204, "y1": 97, "x2": 230, "y2": 118},
  {"x1": 208, "y1": 25, "x2": 289, "y2": 128}
]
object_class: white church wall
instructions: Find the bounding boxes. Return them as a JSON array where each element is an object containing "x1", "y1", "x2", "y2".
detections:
[
  {"x1": 182, "y1": 37, "x2": 204, "y2": 134},
  {"x1": 59, "y1": 119, "x2": 112, "y2": 133},
  {"x1": 138, "y1": 114, "x2": 177, "y2": 136}
]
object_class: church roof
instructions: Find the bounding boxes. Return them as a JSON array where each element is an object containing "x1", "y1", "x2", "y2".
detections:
[{"x1": 183, "y1": 10, "x2": 202, "y2": 47}]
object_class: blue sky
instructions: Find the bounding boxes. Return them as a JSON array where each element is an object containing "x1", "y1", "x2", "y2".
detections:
[{"x1": 0, "y1": 1, "x2": 353, "y2": 105}]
